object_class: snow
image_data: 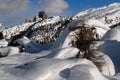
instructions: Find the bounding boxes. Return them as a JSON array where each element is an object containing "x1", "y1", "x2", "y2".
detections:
[
  {"x1": 14, "y1": 36, "x2": 43, "y2": 53},
  {"x1": 0, "y1": 58, "x2": 108, "y2": 80},
  {"x1": 102, "y1": 25, "x2": 120, "y2": 41},
  {"x1": 67, "y1": 64, "x2": 107, "y2": 80},
  {"x1": 73, "y1": 2, "x2": 120, "y2": 27},
  {"x1": 50, "y1": 24, "x2": 71, "y2": 49},
  {"x1": 0, "y1": 47, "x2": 19, "y2": 57},
  {"x1": 2, "y1": 22, "x2": 34, "y2": 39},
  {"x1": 0, "y1": 39, "x2": 8, "y2": 47},
  {"x1": 0, "y1": 2, "x2": 120, "y2": 80},
  {"x1": 95, "y1": 51, "x2": 115, "y2": 76},
  {"x1": 85, "y1": 19, "x2": 110, "y2": 39},
  {"x1": 47, "y1": 47, "x2": 79, "y2": 59},
  {"x1": 98, "y1": 26, "x2": 120, "y2": 73}
]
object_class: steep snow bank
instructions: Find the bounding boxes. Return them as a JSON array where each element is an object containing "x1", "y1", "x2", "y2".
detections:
[
  {"x1": 102, "y1": 25, "x2": 120, "y2": 41},
  {"x1": 99, "y1": 26, "x2": 120, "y2": 73}
]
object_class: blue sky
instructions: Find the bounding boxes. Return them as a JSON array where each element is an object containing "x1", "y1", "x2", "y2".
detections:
[
  {"x1": 66, "y1": 0, "x2": 120, "y2": 15},
  {"x1": 0, "y1": 0, "x2": 120, "y2": 27},
  {"x1": 30, "y1": 0, "x2": 120, "y2": 15}
]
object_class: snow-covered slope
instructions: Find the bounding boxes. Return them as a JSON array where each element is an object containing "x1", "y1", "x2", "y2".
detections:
[
  {"x1": 28, "y1": 16, "x2": 70, "y2": 43},
  {"x1": 2, "y1": 16, "x2": 70, "y2": 44},
  {"x1": 2, "y1": 22, "x2": 34, "y2": 39},
  {"x1": 73, "y1": 3, "x2": 120, "y2": 27},
  {"x1": 2, "y1": 3, "x2": 120, "y2": 44}
]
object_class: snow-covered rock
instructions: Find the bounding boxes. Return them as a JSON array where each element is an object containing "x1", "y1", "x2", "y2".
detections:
[
  {"x1": 2, "y1": 22, "x2": 34, "y2": 39},
  {"x1": 0, "y1": 39, "x2": 8, "y2": 47},
  {"x1": 14, "y1": 36, "x2": 43, "y2": 53},
  {"x1": 0, "y1": 47, "x2": 19, "y2": 57}
]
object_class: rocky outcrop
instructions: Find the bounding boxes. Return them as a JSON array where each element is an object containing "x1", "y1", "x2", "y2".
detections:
[
  {"x1": 33, "y1": 16, "x2": 42, "y2": 22},
  {"x1": 38, "y1": 11, "x2": 48, "y2": 19},
  {"x1": 0, "y1": 32, "x2": 4, "y2": 40},
  {"x1": 25, "y1": 18, "x2": 33, "y2": 23},
  {"x1": 25, "y1": 11, "x2": 47, "y2": 23}
]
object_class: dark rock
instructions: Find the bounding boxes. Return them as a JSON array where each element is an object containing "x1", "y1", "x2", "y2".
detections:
[
  {"x1": 0, "y1": 32, "x2": 4, "y2": 39},
  {"x1": 25, "y1": 18, "x2": 33, "y2": 23},
  {"x1": 0, "y1": 23, "x2": 5, "y2": 32},
  {"x1": 38, "y1": 11, "x2": 48, "y2": 19}
]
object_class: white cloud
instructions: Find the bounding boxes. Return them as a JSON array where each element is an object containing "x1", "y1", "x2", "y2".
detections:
[
  {"x1": 0, "y1": 0, "x2": 31, "y2": 27},
  {"x1": 38, "y1": 0, "x2": 69, "y2": 14},
  {"x1": 0, "y1": 0, "x2": 29, "y2": 15},
  {"x1": 0, "y1": 0, "x2": 69, "y2": 27}
]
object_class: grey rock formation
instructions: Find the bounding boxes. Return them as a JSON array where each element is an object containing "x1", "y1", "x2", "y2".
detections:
[
  {"x1": 33, "y1": 16, "x2": 42, "y2": 22},
  {"x1": 25, "y1": 18, "x2": 33, "y2": 23},
  {"x1": 38, "y1": 11, "x2": 48, "y2": 19}
]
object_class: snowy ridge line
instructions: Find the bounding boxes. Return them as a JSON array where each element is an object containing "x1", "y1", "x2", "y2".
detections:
[
  {"x1": 73, "y1": 3, "x2": 120, "y2": 27},
  {"x1": 2, "y1": 16, "x2": 68, "y2": 41},
  {"x1": 2, "y1": 22, "x2": 34, "y2": 39},
  {"x1": 110, "y1": 21, "x2": 120, "y2": 28}
]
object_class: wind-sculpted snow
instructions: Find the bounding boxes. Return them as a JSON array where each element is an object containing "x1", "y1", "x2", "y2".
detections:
[
  {"x1": 102, "y1": 25, "x2": 120, "y2": 41},
  {"x1": 0, "y1": 58, "x2": 113, "y2": 80}
]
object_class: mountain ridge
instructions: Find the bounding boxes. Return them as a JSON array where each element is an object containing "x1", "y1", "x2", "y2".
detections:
[{"x1": 1, "y1": 2, "x2": 120, "y2": 44}]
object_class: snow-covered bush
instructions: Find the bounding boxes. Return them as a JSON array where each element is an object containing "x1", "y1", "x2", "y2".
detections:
[{"x1": 70, "y1": 25, "x2": 106, "y2": 72}]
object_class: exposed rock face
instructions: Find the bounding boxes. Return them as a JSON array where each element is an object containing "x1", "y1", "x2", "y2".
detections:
[
  {"x1": 33, "y1": 16, "x2": 42, "y2": 22},
  {"x1": 38, "y1": 11, "x2": 48, "y2": 19},
  {"x1": 0, "y1": 32, "x2": 4, "y2": 39}
]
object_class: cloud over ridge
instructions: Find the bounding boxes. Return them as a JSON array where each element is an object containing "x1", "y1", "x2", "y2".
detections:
[
  {"x1": 0, "y1": 0, "x2": 69, "y2": 27},
  {"x1": 38, "y1": 0, "x2": 69, "y2": 14}
]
